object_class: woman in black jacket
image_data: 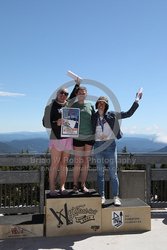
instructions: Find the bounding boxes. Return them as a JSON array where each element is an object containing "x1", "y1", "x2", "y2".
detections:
[
  {"x1": 43, "y1": 82, "x2": 80, "y2": 197},
  {"x1": 92, "y1": 93, "x2": 142, "y2": 205}
]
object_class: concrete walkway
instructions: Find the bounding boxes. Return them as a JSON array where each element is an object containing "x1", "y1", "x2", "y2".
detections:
[{"x1": 0, "y1": 211, "x2": 167, "y2": 250}]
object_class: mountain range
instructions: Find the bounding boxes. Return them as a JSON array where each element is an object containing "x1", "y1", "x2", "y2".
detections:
[{"x1": 0, "y1": 131, "x2": 167, "y2": 153}]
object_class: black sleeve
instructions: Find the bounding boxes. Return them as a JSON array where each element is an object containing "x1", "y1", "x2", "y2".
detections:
[
  {"x1": 69, "y1": 84, "x2": 79, "y2": 99},
  {"x1": 50, "y1": 103, "x2": 61, "y2": 130},
  {"x1": 91, "y1": 105, "x2": 96, "y2": 115},
  {"x1": 115, "y1": 101, "x2": 139, "y2": 119},
  {"x1": 67, "y1": 83, "x2": 80, "y2": 107}
]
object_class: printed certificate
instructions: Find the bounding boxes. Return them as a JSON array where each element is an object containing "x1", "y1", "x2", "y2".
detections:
[{"x1": 61, "y1": 108, "x2": 80, "y2": 137}]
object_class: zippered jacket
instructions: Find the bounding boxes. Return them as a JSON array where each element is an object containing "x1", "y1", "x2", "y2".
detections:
[
  {"x1": 91, "y1": 101, "x2": 139, "y2": 140},
  {"x1": 43, "y1": 83, "x2": 79, "y2": 139}
]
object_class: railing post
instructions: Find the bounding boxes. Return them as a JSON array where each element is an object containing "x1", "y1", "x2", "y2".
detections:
[
  {"x1": 146, "y1": 164, "x2": 151, "y2": 205},
  {"x1": 39, "y1": 165, "x2": 45, "y2": 214}
]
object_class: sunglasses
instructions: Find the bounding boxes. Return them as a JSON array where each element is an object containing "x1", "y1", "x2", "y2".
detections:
[{"x1": 59, "y1": 91, "x2": 69, "y2": 97}]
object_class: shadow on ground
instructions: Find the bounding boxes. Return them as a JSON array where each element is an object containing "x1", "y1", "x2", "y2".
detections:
[
  {"x1": 0, "y1": 230, "x2": 148, "y2": 250},
  {"x1": 151, "y1": 211, "x2": 167, "y2": 225}
]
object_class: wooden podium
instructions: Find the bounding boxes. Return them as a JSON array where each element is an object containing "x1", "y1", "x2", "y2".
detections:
[
  {"x1": 0, "y1": 214, "x2": 44, "y2": 239},
  {"x1": 45, "y1": 191, "x2": 151, "y2": 237},
  {"x1": 0, "y1": 192, "x2": 151, "y2": 239},
  {"x1": 45, "y1": 190, "x2": 102, "y2": 237},
  {"x1": 102, "y1": 198, "x2": 151, "y2": 233}
]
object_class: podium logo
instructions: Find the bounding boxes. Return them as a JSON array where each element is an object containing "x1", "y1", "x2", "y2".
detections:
[
  {"x1": 8, "y1": 226, "x2": 35, "y2": 237},
  {"x1": 112, "y1": 211, "x2": 124, "y2": 228},
  {"x1": 50, "y1": 203, "x2": 98, "y2": 228}
]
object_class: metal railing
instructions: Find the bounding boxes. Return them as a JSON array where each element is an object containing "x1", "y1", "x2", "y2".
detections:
[
  {"x1": 0, "y1": 154, "x2": 45, "y2": 214},
  {"x1": 0, "y1": 153, "x2": 167, "y2": 214}
]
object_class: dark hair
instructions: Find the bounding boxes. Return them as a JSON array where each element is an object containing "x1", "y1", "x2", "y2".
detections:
[
  {"x1": 75, "y1": 86, "x2": 87, "y2": 94},
  {"x1": 95, "y1": 96, "x2": 109, "y2": 113}
]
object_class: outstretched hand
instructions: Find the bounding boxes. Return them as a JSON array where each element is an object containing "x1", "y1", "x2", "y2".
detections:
[
  {"x1": 135, "y1": 88, "x2": 143, "y2": 102},
  {"x1": 135, "y1": 92, "x2": 143, "y2": 100},
  {"x1": 75, "y1": 77, "x2": 81, "y2": 85}
]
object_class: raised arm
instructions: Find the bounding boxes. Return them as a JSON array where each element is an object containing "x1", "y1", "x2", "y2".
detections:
[
  {"x1": 114, "y1": 89, "x2": 142, "y2": 119},
  {"x1": 116, "y1": 101, "x2": 139, "y2": 119}
]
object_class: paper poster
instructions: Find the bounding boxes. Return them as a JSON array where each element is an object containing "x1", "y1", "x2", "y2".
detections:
[{"x1": 61, "y1": 108, "x2": 80, "y2": 137}]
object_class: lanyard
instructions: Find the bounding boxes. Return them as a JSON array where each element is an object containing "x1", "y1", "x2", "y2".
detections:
[{"x1": 98, "y1": 117, "x2": 106, "y2": 132}]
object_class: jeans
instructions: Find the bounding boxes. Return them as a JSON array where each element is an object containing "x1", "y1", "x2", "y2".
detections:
[{"x1": 94, "y1": 140, "x2": 119, "y2": 197}]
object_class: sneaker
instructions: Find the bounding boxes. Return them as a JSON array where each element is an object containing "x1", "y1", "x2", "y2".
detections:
[
  {"x1": 80, "y1": 186, "x2": 89, "y2": 193},
  {"x1": 101, "y1": 196, "x2": 106, "y2": 204},
  {"x1": 49, "y1": 190, "x2": 59, "y2": 197},
  {"x1": 73, "y1": 185, "x2": 79, "y2": 194},
  {"x1": 114, "y1": 196, "x2": 121, "y2": 206}
]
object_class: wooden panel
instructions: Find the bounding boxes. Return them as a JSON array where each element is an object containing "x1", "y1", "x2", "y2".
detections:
[
  {"x1": 119, "y1": 153, "x2": 167, "y2": 165},
  {"x1": 0, "y1": 224, "x2": 43, "y2": 239},
  {"x1": 151, "y1": 169, "x2": 167, "y2": 181},
  {"x1": 102, "y1": 198, "x2": 151, "y2": 233},
  {"x1": 45, "y1": 191, "x2": 102, "y2": 237},
  {"x1": 0, "y1": 171, "x2": 40, "y2": 184},
  {"x1": 1, "y1": 153, "x2": 167, "y2": 167},
  {"x1": 0, "y1": 214, "x2": 44, "y2": 239},
  {"x1": 0, "y1": 154, "x2": 50, "y2": 167},
  {"x1": 119, "y1": 171, "x2": 146, "y2": 201},
  {"x1": 0, "y1": 206, "x2": 39, "y2": 214}
]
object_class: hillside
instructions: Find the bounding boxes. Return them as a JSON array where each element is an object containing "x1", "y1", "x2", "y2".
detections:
[
  {"x1": 117, "y1": 137, "x2": 167, "y2": 153},
  {"x1": 154, "y1": 146, "x2": 167, "y2": 152},
  {"x1": 0, "y1": 131, "x2": 48, "y2": 142},
  {"x1": 0, "y1": 142, "x2": 16, "y2": 153},
  {"x1": 9, "y1": 138, "x2": 49, "y2": 153},
  {"x1": 0, "y1": 132, "x2": 167, "y2": 153}
]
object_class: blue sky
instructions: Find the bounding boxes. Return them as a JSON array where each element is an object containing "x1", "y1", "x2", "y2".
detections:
[{"x1": 0, "y1": 0, "x2": 167, "y2": 142}]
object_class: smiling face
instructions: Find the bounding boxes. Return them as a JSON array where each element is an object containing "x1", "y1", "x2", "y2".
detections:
[
  {"x1": 97, "y1": 101, "x2": 106, "y2": 115},
  {"x1": 57, "y1": 88, "x2": 69, "y2": 103},
  {"x1": 77, "y1": 87, "x2": 87, "y2": 103}
]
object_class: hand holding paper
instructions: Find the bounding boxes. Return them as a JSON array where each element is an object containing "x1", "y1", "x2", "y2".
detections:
[
  {"x1": 67, "y1": 70, "x2": 82, "y2": 85},
  {"x1": 135, "y1": 87, "x2": 143, "y2": 102}
]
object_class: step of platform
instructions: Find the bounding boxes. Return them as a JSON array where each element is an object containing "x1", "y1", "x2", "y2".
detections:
[
  {"x1": 0, "y1": 192, "x2": 151, "y2": 239},
  {"x1": 45, "y1": 189, "x2": 102, "y2": 237},
  {"x1": 0, "y1": 214, "x2": 44, "y2": 239},
  {"x1": 102, "y1": 198, "x2": 151, "y2": 233},
  {"x1": 45, "y1": 190, "x2": 151, "y2": 237}
]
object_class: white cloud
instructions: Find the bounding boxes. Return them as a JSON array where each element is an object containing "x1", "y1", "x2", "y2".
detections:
[
  {"x1": 122, "y1": 125, "x2": 167, "y2": 143},
  {"x1": 154, "y1": 133, "x2": 167, "y2": 143},
  {"x1": 0, "y1": 91, "x2": 25, "y2": 97}
]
